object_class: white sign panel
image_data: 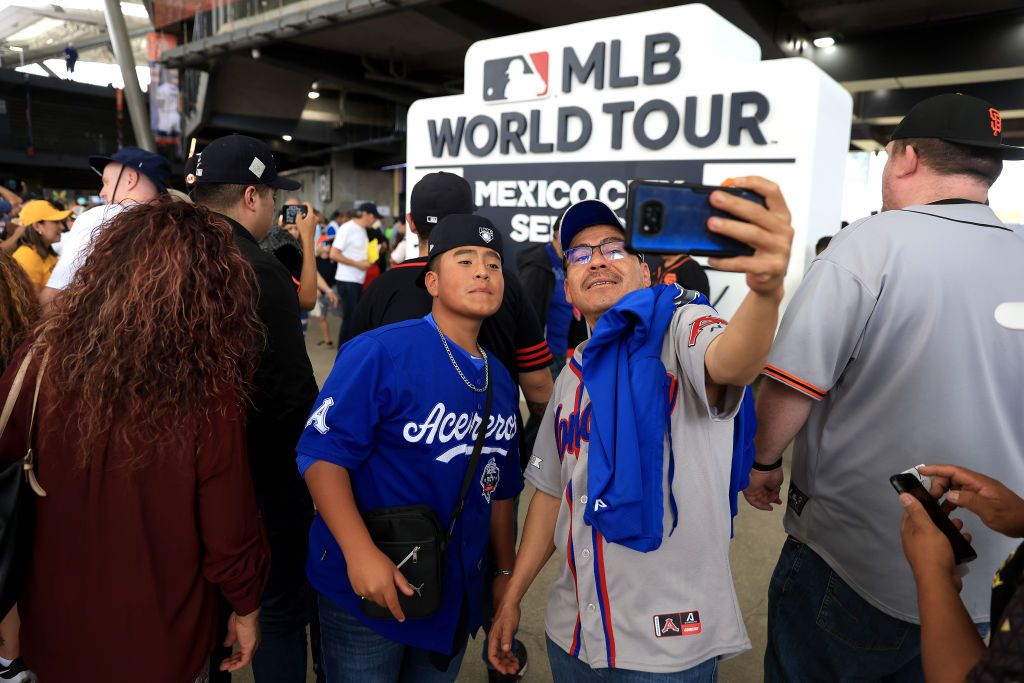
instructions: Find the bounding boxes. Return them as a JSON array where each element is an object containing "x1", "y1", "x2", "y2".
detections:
[{"x1": 406, "y1": 3, "x2": 852, "y2": 315}]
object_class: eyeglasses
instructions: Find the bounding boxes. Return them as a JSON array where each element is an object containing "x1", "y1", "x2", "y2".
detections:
[{"x1": 564, "y1": 240, "x2": 628, "y2": 266}]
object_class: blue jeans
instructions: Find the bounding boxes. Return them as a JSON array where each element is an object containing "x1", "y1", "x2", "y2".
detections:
[
  {"x1": 334, "y1": 281, "x2": 362, "y2": 345},
  {"x1": 765, "y1": 536, "x2": 930, "y2": 682},
  {"x1": 546, "y1": 636, "x2": 717, "y2": 682},
  {"x1": 250, "y1": 486, "x2": 315, "y2": 683},
  {"x1": 318, "y1": 594, "x2": 467, "y2": 683}
]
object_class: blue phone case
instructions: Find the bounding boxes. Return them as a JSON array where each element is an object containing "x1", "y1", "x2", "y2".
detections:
[{"x1": 625, "y1": 180, "x2": 762, "y2": 257}]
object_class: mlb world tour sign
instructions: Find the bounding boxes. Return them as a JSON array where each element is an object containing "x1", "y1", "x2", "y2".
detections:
[{"x1": 406, "y1": 4, "x2": 853, "y2": 315}]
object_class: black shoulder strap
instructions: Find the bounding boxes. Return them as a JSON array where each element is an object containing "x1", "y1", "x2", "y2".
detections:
[{"x1": 447, "y1": 368, "x2": 493, "y2": 544}]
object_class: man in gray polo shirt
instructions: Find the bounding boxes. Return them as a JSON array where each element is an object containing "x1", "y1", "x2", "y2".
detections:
[{"x1": 745, "y1": 93, "x2": 1024, "y2": 681}]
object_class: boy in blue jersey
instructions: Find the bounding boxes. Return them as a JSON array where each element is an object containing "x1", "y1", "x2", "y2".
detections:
[{"x1": 297, "y1": 214, "x2": 523, "y2": 682}]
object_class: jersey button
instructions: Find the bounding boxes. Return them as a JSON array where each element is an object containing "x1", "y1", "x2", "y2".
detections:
[
  {"x1": 581, "y1": 549, "x2": 590, "y2": 560},
  {"x1": 580, "y1": 495, "x2": 588, "y2": 504},
  {"x1": 587, "y1": 603, "x2": 596, "y2": 613}
]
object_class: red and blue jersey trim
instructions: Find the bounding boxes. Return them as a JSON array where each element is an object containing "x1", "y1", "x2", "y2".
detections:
[
  {"x1": 592, "y1": 527, "x2": 616, "y2": 667},
  {"x1": 565, "y1": 479, "x2": 582, "y2": 657}
]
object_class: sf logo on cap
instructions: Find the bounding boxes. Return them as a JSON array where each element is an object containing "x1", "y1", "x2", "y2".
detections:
[
  {"x1": 989, "y1": 108, "x2": 1002, "y2": 137},
  {"x1": 478, "y1": 226, "x2": 494, "y2": 243}
]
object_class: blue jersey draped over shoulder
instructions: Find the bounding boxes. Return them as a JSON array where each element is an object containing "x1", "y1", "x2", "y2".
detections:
[{"x1": 296, "y1": 315, "x2": 523, "y2": 653}]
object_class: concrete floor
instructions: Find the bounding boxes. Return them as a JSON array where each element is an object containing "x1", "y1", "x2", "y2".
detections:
[{"x1": 234, "y1": 313, "x2": 789, "y2": 682}]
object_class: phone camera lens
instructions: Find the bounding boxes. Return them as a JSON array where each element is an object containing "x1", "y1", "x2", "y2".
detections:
[{"x1": 639, "y1": 201, "x2": 663, "y2": 235}]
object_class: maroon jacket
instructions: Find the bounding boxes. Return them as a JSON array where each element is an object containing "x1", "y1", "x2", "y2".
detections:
[{"x1": 0, "y1": 346, "x2": 269, "y2": 683}]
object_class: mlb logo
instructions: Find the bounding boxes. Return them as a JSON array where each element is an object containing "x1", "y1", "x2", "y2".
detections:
[
  {"x1": 653, "y1": 611, "x2": 701, "y2": 637},
  {"x1": 483, "y1": 52, "x2": 549, "y2": 102}
]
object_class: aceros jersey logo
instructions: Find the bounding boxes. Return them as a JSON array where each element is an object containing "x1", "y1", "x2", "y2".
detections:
[{"x1": 483, "y1": 52, "x2": 549, "y2": 102}]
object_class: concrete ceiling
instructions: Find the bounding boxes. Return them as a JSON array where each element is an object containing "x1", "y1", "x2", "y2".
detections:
[{"x1": 147, "y1": 0, "x2": 1024, "y2": 163}]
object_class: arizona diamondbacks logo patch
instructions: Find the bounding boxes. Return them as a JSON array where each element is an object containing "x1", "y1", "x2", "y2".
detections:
[{"x1": 653, "y1": 611, "x2": 701, "y2": 637}]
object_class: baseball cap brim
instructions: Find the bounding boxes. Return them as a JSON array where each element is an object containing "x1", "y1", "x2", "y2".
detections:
[
  {"x1": 559, "y1": 199, "x2": 624, "y2": 253},
  {"x1": 269, "y1": 175, "x2": 301, "y2": 191}
]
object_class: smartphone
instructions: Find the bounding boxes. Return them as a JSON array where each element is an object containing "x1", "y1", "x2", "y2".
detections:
[
  {"x1": 890, "y1": 472, "x2": 977, "y2": 565},
  {"x1": 282, "y1": 204, "x2": 308, "y2": 225},
  {"x1": 625, "y1": 180, "x2": 763, "y2": 257}
]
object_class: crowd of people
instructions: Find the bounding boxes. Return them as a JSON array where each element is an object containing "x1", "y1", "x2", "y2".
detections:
[{"x1": 1, "y1": 92, "x2": 1024, "y2": 683}]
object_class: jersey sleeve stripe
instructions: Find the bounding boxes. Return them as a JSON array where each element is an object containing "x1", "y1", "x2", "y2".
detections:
[
  {"x1": 518, "y1": 353, "x2": 554, "y2": 370},
  {"x1": 517, "y1": 341, "x2": 549, "y2": 354},
  {"x1": 517, "y1": 346, "x2": 553, "y2": 361},
  {"x1": 592, "y1": 528, "x2": 616, "y2": 668},
  {"x1": 762, "y1": 365, "x2": 827, "y2": 400}
]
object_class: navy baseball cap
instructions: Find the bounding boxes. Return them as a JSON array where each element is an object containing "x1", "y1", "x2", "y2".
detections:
[
  {"x1": 416, "y1": 214, "x2": 503, "y2": 287},
  {"x1": 890, "y1": 93, "x2": 1024, "y2": 160},
  {"x1": 357, "y1": 201, "x2": 381, "y2": 219},
  {"x1": 559, "y1": 199, "x2": 625, "y2": 253},
  {"x1": 89, "y1": 146, "x2": 171, "y2": 193},
  {"x1": 191, "y1": 134, "x2": 300, "y2": 190},
  {"x1": 410, "y1": 172, "x2": 475, "y2": 233}
]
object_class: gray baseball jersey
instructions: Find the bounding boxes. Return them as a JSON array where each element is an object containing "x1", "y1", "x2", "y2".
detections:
[
  {"x1": 765, "y1": 201, "x2": 1024, "y2": 623},
  {"x1": 527, "y1": 304, "x2": 748, "y2": 673}
]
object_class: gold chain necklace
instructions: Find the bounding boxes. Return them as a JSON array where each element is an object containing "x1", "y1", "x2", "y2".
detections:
[{"x1": 435, "y1": 323, "x2": 488, "y2": 392}]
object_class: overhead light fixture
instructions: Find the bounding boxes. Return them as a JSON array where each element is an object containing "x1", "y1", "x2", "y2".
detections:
[
  {"x1": 10, "y1": 46, "x2": 24, "y2": 52},
  {"x1": 308, "y1": 81, "x2": 320, "y2": 99},
  {"x1": 813, "y1": 36, "x2": 835, "y2": 49},
  {"x1": 282, "y1": 134, "x2": 293, "y2": 142}
]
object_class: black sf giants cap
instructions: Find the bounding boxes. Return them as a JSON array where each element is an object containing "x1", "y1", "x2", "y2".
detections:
[
  {"x1": 410, "y1": 172, "x2": 475, "y2": 232},
  {"x1": 890, "y1": 93, "x2": 1024, "y2": 160},
  {"x1": 189, "y1": 134, "x2": 301, "y2": 189},
  {"x1": 416, "y1": 214, "x2": 503, "y2": 287}
]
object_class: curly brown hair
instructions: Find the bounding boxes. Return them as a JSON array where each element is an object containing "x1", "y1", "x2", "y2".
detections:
[
  {"x1": 30, "y1": 197, "x2": 265, "y2": 467},
  {"x1": 0, "y1": 250, "x2": 40, "y2": 373}
]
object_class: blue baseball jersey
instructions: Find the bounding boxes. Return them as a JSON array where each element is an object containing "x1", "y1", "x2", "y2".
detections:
[{"x1": 297, "y1": 314, "x2": 523, "y2": 653}]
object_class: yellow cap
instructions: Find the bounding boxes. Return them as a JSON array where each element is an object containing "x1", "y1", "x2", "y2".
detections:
[{"x1": 19, "y1": 200, "x2": 73, "y2": 227}]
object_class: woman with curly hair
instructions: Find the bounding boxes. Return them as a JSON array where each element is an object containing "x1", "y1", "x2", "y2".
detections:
[
  {"x1": 0, "y1": 198, "x2": 270, "y2": 683},
  {"x1": 0, "y1": 250, "x2": 40, "y2": 682},
  {"x1": 10, "y1": 201, "x2": 71, "y2": 293},
  {"x1": 0, "y1": 250, "x2": 39, "y2": 373}
]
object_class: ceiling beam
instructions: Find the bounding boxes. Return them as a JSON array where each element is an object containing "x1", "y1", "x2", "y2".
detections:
[
  {"x1": 160, "y1": 0, "x2": 431, "y2": 70},
  {"x1": 412, "y1": 0, "x2": 540, "y2": 42}
]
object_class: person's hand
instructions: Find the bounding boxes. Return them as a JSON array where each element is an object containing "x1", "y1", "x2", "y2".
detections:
[
  {"x1": 743, "y1": 467, "x2": 784, "y2": 511},
  {"x1": 326, "y1": 289, "x2": 339, "y2": 307},
  {"x1": 296, "y1": 202, "x2": 317, "y2": 243},
  {"x1": 705, "y1": 176, "x2": 794, "y2": 296},
  {"x1": 219, "y1": 609, "x2": 260, "y2": 672},
  {"x1": 355, "y1": 259, "x2": 370, "y2": 271},
  {"x1": 487, "y1": 598, "x2": 523, "y2": 675},
  {"x1": 347, "y1": 546, "x2": 414, "y2": 621},
  {"x1": 899, "y1": 493, "x2": 968, "y2": 592},
  {"x1": 920, "y1": 464, "x2": 1024, "y2": 538}
]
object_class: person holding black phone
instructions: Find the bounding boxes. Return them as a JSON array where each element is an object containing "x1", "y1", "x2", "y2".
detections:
[
  {"x1": 900, "y1": 464, "x2": 1024, "y2": 682},
  {"x1": 298, "y1": 215, "x2": 522, "y2": 682}
]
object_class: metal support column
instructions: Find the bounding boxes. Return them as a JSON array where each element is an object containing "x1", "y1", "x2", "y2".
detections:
[{"x1": 102, "y1": 0, "x2": 155, "y2": 151}]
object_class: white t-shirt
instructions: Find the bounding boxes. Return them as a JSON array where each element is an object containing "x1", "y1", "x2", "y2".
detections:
[
  {"x1": 332, "y1": 219, "x2": 368, "y2": 284},
  {"x1": 390, "y1": 237, "x2": 409, "y2": 265},
  {"x1": 47, "y1": 203, "x2": 129, "y2": 290}
]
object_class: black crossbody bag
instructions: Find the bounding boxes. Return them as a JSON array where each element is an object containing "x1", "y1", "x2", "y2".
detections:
[{"x1": 361, "y1": 376, "x2": 493, "y2": 620}]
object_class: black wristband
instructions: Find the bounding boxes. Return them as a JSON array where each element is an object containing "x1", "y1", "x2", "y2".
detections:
[{"x1": 752, "y1": 457, "x2": 783, "y2": 472}]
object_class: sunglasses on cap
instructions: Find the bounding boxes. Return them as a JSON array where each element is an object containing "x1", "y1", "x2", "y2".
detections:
[{"x1": 564, "y1": 239, "x2": 630, "y2": 266}]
